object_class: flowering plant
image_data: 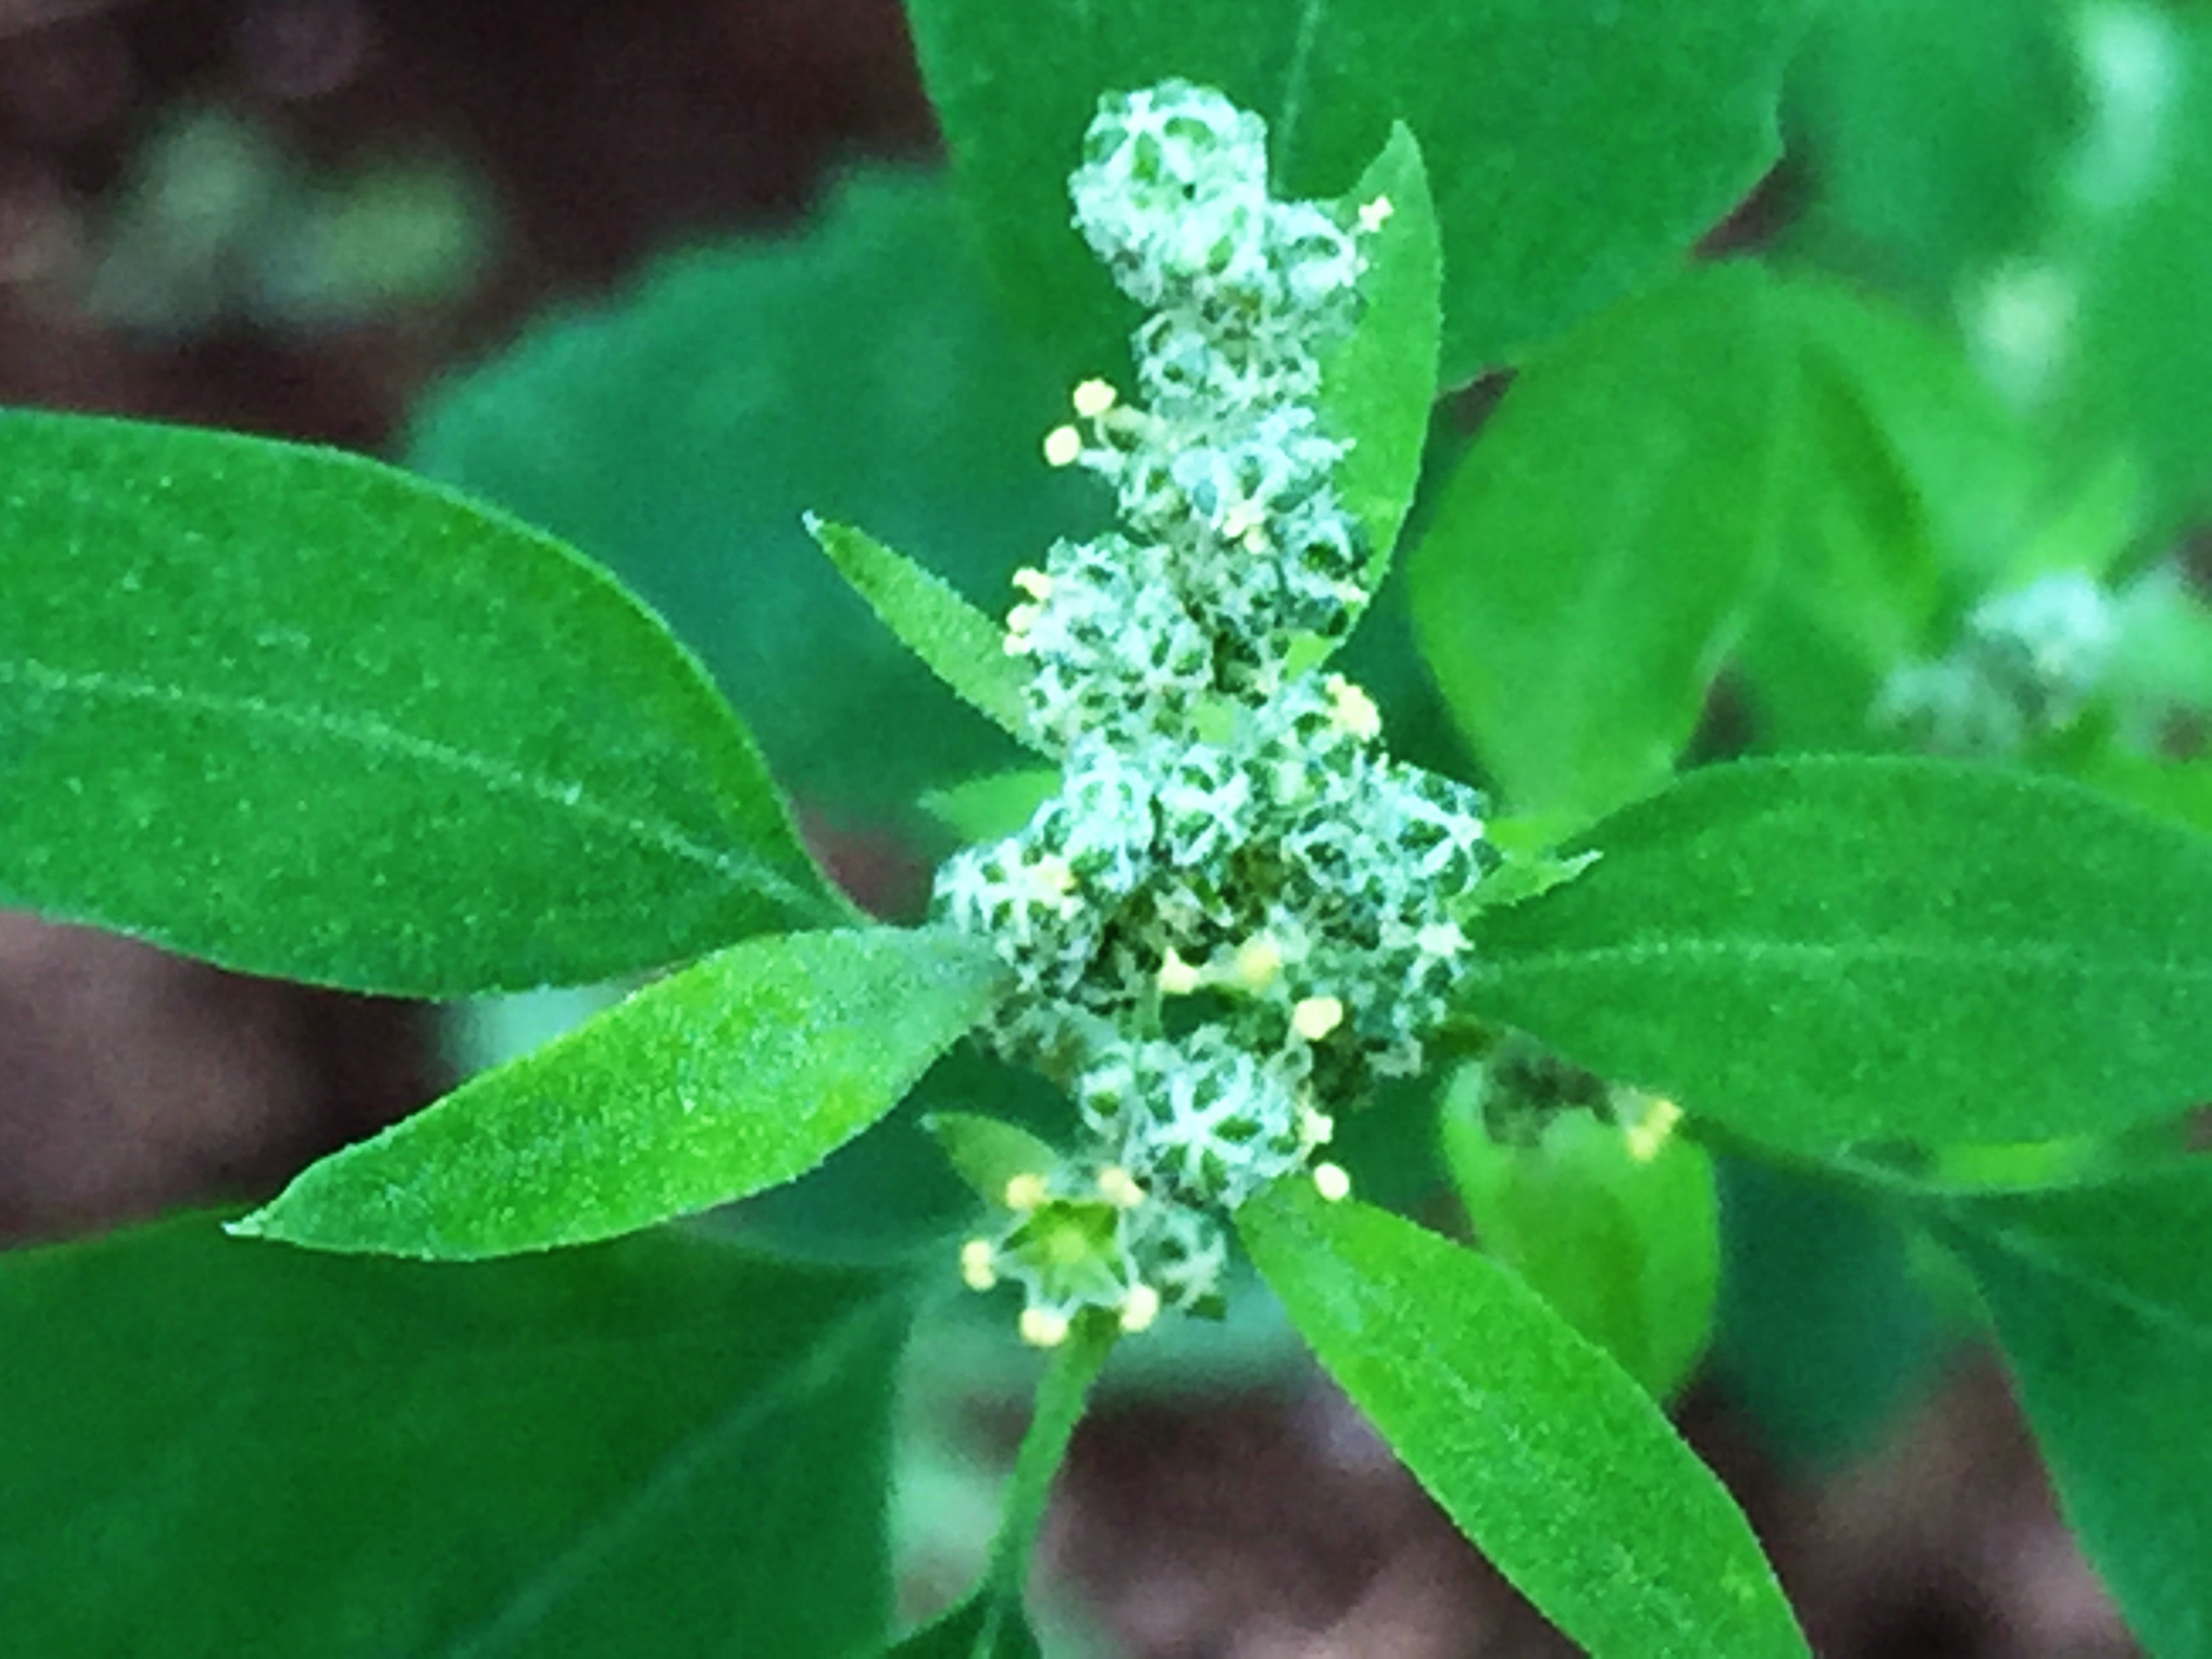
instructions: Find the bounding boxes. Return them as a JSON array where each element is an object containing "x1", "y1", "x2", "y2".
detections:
[{"x1": 5, "y1": 5, "x2": 2212, "y2": 1656}]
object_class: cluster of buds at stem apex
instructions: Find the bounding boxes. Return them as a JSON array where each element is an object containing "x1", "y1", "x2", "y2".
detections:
[
  {"x1": 937, "y1": 81, "x2": 1490, "y2": 1344},
  {"x1": 1875, "y1": 571, "x2": 2118, "y2": 755}
]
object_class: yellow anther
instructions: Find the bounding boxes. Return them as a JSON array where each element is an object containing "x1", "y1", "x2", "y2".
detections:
[
  {"x1": 1019, "y1": 1307, "x2": 1071, "y2": 1348},
  {"x1": 1233, "y1": 935, "x2": 1284, "y2": 993},
  {"x1": 1624, "y1": 1098, "x2": 1685, "y2": 1164},
  {"x1": 1297, "y1": 1105, "x2": 1336, "y2": 1147},
  {"x1": 1072, "y1": 378, "x2": 1119, "y2": 418},
  {"x1": 1003, "y1": 1172, "x2": 1049, "y2": 1212},
  {"x1": 1043, "y1": 425, "x2": 1084, "y2": 468},
  {"x1": 1006, "y1": 602, "x2": 1041, "y2": 636},
  {"x1": 1012, "y1": 566, "x2": 1054, "y2": 600},
  {"x1": 1156, "y1": 947, "x2": 1204, "y2": 997},
  {"x1": 1358, "y1": 196, "x2": 1395, "y2": 234},
  {"x1": 1325, "y1": 674, "x2": 1382, "y2": 741},
  {"x1": 1003, "y1": 631, "x2": 1035, "y2": 657},
  {"x1": 1312, "y1": 1162, "x2": 1353, "y2": 1202},
  {"x1": 960, "y1": 1238, "x2": 999, "y2": 1291},
  {"x1": 1331, "y1": 580, "x2": 1369, "y2": 607},
  {"x1": 1416, "y1": 920, "x2": 1468, "y2": 957},
  {"x1": 1027, "y1": 855, "x2": 1077, "y2": 897},
  {"x1": 1120, "y1": 1284, "x2": 1162, "y2": 1334},
  {"x1": 1220, "y1": 501, "x2": 1264, "y2": 541},
  {"x1": 1292, "y1": 995, "x2": 1345, "y2": 1042},
  {"x1": 1097, "y1": 1166, "x2": 1147, "y2": 1209},
  {"x1": 1242, "y1": 524, "x2": 1273, "y2": 554}
]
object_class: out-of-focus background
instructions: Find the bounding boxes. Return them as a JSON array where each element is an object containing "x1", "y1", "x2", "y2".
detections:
[{"x1": 0, "y1": 2, "x2": 2157, "y2": 1652}]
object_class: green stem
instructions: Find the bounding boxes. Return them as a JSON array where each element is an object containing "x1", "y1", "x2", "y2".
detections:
[{"x1": 975, "y1": 1309, "x2": 1118, "y2": 1647}]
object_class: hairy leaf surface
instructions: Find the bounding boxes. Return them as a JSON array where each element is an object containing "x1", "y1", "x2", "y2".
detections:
[
  {"x1": 0, "y1": 411, "x2": 842, "y2": 996},
  {"x1": 1463, "y1": 758, "x2": 2212, "y2": 1148},
  {"x1": 235, "y1": 928, "x2": 1006, "y2": 1256},
  {"x1": 1242, "y1": 1186, "x2": 1807, "y2": 1657}
]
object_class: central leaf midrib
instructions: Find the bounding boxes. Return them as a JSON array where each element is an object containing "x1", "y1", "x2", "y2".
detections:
[{"x1": 1, "y1": 650, "x2": 822, "y2": 915}]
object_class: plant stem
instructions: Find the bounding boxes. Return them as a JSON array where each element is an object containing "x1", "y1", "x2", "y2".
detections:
[{"x1": 975, "y1": 1309, "x2": 1118, "y2": 1647}]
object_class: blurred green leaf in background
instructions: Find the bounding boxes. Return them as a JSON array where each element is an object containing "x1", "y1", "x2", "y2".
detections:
[
  {"x1": 407, "y1": 173, "x2": 1097, "y2": 834},
  {"x1": 0, "y1": 1218, "x2": 911, "y2": 1658}
]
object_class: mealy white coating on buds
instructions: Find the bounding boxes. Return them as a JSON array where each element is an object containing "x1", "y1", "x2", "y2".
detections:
[
  {"x1": 937, "y1": 81, "x2": 1490, "y2": 1336},
  {"x1": 1876, "y1": 570, "x2": 2119, "y2": 755}
]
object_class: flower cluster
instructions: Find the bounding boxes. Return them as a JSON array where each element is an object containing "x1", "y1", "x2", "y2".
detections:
[
  {"x1": 935, "y1": 81, "x2": 1490, "y2": 1342},
  {"x1": 1876, "y1": 571, "x2": 2118, "y2": 755}
]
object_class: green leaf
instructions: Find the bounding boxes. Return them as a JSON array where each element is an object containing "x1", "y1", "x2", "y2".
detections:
[
  {"x1": 925, "y1": 1111, "x2": 1063, "y2": 1208},
  {"x1": 907, "y1": 0, "x2": 1808, "y2": 385},
  {"x1": 1709, "y1": 1158, "x2": 1948, "y2": 1468},
  {"x1": 0, "y1": 409, "x2": 844, "y2": 998},
  {"x1": 920, "y1": 770, "x2": 1061, "y2": 844},
  {"x1": 1242, "y1": 1186, "x2": 1806, "y2": 1657},
  {"x1": 1736, "y1": 274, "x2": 2024, "y2": 751},
  {"x1": 1441, "y1": 1089, "x2": 1720, "y2": 1402},
  {"x1": 1461, "y1": 757, "x2": 2212, "y2": 1150},
  {"x1": 1786, "y1": 0, "x2": 2083, "y2": 303},
  {"x1": 2046, "y1": 14, "x2": 2212, "y2": 531},
  {"x1": 806, "y1": 517, "x2": 1038, "y2": 750},
  {"x1": 1317, "y1": 123, "x2": 1441, "y2": 588},
  {"x1": 234, "y1": 927, "x2": 1008, "y2": 1257},
  {"x1": 0, "y1": 1215, "x2": 910, "y2": 1658},
  {"x1": 407, "y1": 173, "x2": 1094, "y2": 825},
  {"x1": 1925, "y1": 1164, "x2": 2212, "y2": 1657},
  {"x1": 1409, "y1": 266, "x2": 1793, "y2": 828},
  {"x1": 2074, "y1": 754, "x2": 2212, "y2": 839}
]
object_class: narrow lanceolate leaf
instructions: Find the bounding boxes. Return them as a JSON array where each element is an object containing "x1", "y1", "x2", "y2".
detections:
[
  {"x1": 925, "y1": 1112, "x2": 1063, "y2": 1208},
  {"x1": 907, "y1": 0, "x2": 1807, "y2": 384},
  {"x1": 0, "y1": 1216, "x2": 911, "y2": 1659},
  {"x1": 806, "y1": 516, "x2": 1040, "y2": 750},
  {"x1": 1925, "y1": 1165, "x2": 2212, "y2": 1658},
  {"x1": 0, "y1": 411, "x2": 846, "y2": 998},
  {"x1": 1462, "y1": 758, "x2": 2212, "y2": 1150},
  {"x1": 1318, "y1": 123, "x2": 1441, "y2": 590},
  {"x1": 1410, "y1": 266, "x2": 1792, "y2": 832},
  {"x1": 233, "y1": 928, "x2": 1008, "y2": 1258},
  {"x1": 921, "y1": 770, "x2": 1062, "y2": 844},
  {"x1": 1242, "y1": 1187, "x2": 1807, "y2": 1658}
]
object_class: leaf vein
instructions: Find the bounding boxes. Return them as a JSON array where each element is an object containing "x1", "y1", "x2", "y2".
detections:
[
  {"x1": 442, "y1": 1287, "x2": 907, "y2": 1656},
  {"x1": 1273, "y1": 0, "x2": 1328, "y2": 178},
  {"x1": 1, "y1": 651, "x2": 825, "y2": 918},
  {"x1": 1481, "y1": 936, "x2": 2212, "y2": 983}
]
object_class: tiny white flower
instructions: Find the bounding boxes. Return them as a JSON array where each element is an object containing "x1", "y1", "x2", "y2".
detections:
[
  {"x1": 1097, "y1": 1165, "x2": 1148, "y2": 1208},
  {"x1": 1020, "y1": 1307, "x2": 1072, "y2": 1348},
  {"x1": 1120, "y1": 1283, "x2": 1163, "y2": 1332},
  {"x1": 1156, "y1": 948, "x2": 1204, "y2": 996},
  {"x1": 960, "y1": 1238, "x2": 999, "y2": 1291},
  {"x1": 1233, "y1": 934, "x2": 1284, "y2": 992},
  {"x1": 1073, "y1": 378, "x2": 1120, "y2": 418}
]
